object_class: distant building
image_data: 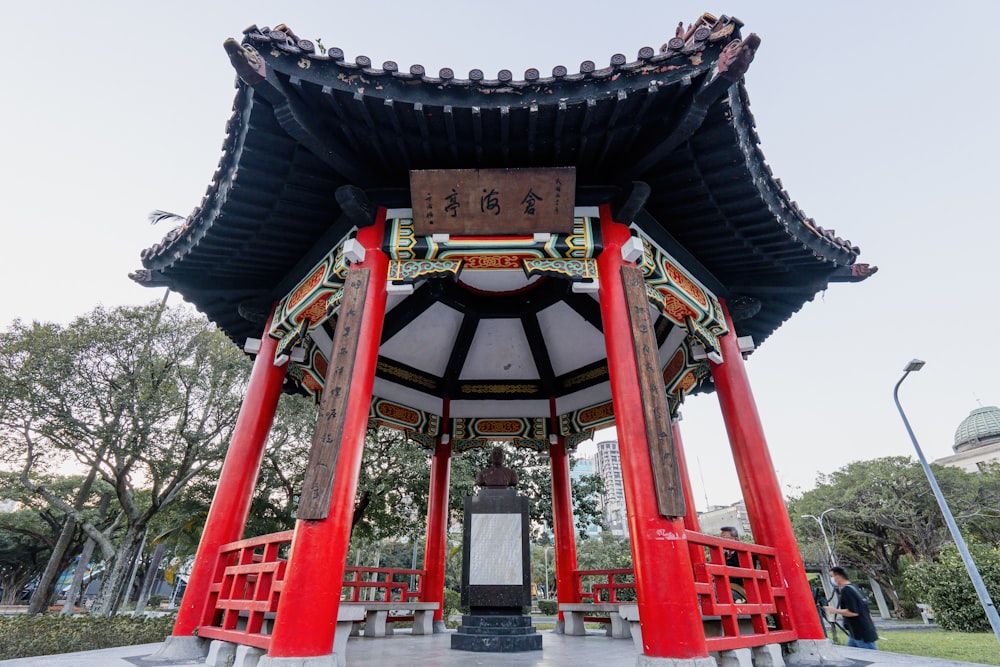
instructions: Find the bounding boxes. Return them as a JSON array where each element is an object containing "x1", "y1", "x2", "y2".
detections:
[
  {"x1": 698, "y1": 501, "x2": 752, "y2": 540},
  {"x1": 594, "y1": 440, "x2": 627, "y2": 536},
  {"x1": 934, "y1": 406, "x2": 1000, "y2": 472},
  {"x1": 569, "y1": 455, "x2": 602, "y2": 538}
]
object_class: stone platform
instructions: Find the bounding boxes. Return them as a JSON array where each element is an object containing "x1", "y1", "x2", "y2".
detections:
[{"x1": 451, "y1": 613, "x2": 542, "y2": 652}]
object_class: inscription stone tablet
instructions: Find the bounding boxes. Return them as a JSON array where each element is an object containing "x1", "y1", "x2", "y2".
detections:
[
  {"x1": 460, "y1": 489, "x2": 531, "y2": 609},
  {"x1": 469, "y1": 514, "x2": 522, "y2": 586}
]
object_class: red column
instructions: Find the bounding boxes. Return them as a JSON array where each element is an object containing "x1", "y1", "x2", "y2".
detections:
[
  {"x1": 422, "y1": 400, "x2": 451, "y2": 629},
  {"x1": 172, "y1": 311, "x2": 288, "y2": 636},
  {"x1": 672, "y1": 420, "x2": 701, "y2": 533},
  {"x1": 597, "y1": 208, "x2": 709, "y2": 659},
  {"x1": 267, "y1": 211, "x2": 389, "y2": 657},
  {"x1": 709, "y1": 301, "x2": 824, "y2": 639},
  {"x1": 549, "y1": 400, "x2": 580, "y2": 621}
]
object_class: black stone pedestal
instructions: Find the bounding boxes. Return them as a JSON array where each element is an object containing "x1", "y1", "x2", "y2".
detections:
[{"x1": 451, "y1": 611, "x2": 543, "y2": 652}]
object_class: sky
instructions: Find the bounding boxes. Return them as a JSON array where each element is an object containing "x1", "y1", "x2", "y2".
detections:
[{"x1": 2, "y1": 1, "x2": 998, "y2": 511}]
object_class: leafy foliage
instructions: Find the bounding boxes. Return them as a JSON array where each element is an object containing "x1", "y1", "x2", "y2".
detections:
[
  {"x1": 0, "y1": 304, "x2": 251, "y2": 615},
  {"x1": 903, "y1": 542, "x2": 1000, "y2": 632},
  {"x1": 789, "y1": 456, "x2": 1000, "y2": 616},
  {"x1": 537, "y1": 599, "x2": 558, "y2": 614},
  {"x1": 0, "y1": 613, "x2": 176, "y2": 660},
  {"x1": 0, "y1": 509, "x2": 51, "y2": 605},
  {"x1": 576, "y1": 533, "x2": 633, "y2": 570}
]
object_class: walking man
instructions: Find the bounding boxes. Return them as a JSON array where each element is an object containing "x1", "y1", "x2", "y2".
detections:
[{"x1": 823, "y1": 566, "x2": 878, "y2": 649}]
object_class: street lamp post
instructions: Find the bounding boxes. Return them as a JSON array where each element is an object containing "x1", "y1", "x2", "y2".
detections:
[
  {"x1": 543, "y1": 546, "x2": 552, "y2": 599},
  {"x1": 801, "y1": 508, "x2": 837, "y2": 567},
  {"x1": 894, "y1": 359, "x2": 1000, "y2": 645}
]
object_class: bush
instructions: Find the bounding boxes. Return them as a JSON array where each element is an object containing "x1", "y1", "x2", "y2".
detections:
[
  {"x1": 903, "y1": 542, "x2": 1000, "y2": 632},
  {"x1": 537, "y1": 599, "x2": 558, "y2": 615},
  {"x1": 442, "y1": 589, "x2": 467, "y2": 629},
  {"x1": 0, "y1": 613, "x2": 176, "y2": 660}
]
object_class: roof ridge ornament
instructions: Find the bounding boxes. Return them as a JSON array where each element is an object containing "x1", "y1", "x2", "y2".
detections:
[
  {"x1": 717, "y1": 34, "x2": 761, "y2": 83},
  {"x1": 224, "y1": 38, "x2": 266, "y2": 86}
]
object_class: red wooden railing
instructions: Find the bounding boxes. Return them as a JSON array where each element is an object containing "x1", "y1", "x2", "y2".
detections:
[
  {"x1": 198, "y1": 530, "x2": 293, "y2": 649},
  {"x1": 575, "y1": 568, "x2": 636, "y2": 603},
  {"x1": 341, "y1": 566, "x2": 424, "y2": 602},
  {"x1": 687, "y1": 531, "x2": 796, "y2": 650},
  {"x1": 197, "y1": 531, "x2": 426, "y2": 649},
  {"x1": 571, "y1": 532, "x2": 797, "y2": 651}
]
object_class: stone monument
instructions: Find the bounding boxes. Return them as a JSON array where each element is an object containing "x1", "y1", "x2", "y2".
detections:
[{"x1": 451, "y1": 447, "x2": 542, "y2": 652}]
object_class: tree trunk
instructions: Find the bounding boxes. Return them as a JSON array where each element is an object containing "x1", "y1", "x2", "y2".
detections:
[
  {"x1": 26, "y1": 515, "x2": 78, "y2": 614},
  {"x1": 61, "y1": 537, "x2": 97, "y2": 614},
  {"x1": 89, "y1": 525, "x2": 146, "y2": 617},
  {"x1": 134, "y1": 541, "x2": 165, "y2": 614},
  {"x1": 1, "y1": 572, "x2": 34, "y2": 605},
  {"x1": 61, "y1": 492, "x2": 111, "y2": 615},
  {"x1": 27, "y1": 454, "x2": 105, "y2": 614}
]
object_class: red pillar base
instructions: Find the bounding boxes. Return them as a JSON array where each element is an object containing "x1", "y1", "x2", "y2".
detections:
[
  {"x1": 598, "y1": 207, "x2": 709, "y2": 660},
  {"x1": 709, "y1": 300, "x2": 825, "y2": 640},
  {"x1": 422, "y1": 408, "x2": 452, "y2": 632},
  {"x1": 172, "y1": 312, "x2": 287, "y2": 637},
  {"x1": 266, "y1": 213, "x2": 389, "y2": 658},
  {"x1": 550, "y1": 398, "x2": 580, "y2": 629}
]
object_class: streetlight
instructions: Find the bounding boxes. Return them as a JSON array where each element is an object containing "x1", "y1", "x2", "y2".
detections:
[
  {"x1": 895, "y1": 359, "x2": 1000, "y2": 645},
  {"x1": 543, "y1": 546, "x2": 552, "y2": 599},
  {"x1": 801, "y1": 508, "x2": 837, "y2": 567}
]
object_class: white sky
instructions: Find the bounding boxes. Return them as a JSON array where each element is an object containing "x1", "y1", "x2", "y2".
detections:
[{"x1": 2, "y1": 1, "x2": 997, "y2": 511}]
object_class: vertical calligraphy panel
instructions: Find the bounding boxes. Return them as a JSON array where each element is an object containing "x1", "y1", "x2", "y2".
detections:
[
  {"x1": 621, "y1": 265, "x2": 686, "y2": 517},
  {"x1": 297, "y1": 269, "x2": 370, "y2": 520}
]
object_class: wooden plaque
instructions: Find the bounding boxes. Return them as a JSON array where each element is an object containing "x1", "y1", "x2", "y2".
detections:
[
  {"x1": 409, "y1": 167, "x2": 576, "y2": 236},
  {"x1": 297, "y1": 269, "x2": 370, "y2": 520},
  {"x1": 621, "y1": 264, "x2": 686, "y2": 517}
]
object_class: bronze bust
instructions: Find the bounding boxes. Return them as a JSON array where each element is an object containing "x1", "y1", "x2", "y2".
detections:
[{"x1": 475, "y1": 447, "x2": 518, "y2": 489}]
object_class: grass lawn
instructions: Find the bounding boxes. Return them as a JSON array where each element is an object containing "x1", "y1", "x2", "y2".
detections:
[{"x1": 831, "y1": 629, "x2": 1000, "y2": 665}]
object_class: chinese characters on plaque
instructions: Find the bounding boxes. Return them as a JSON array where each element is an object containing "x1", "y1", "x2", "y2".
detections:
[
  {"x1": 298, "y1": 269, "x2": 370, "y2": 521},
  {"x1": 409, "y1": 167, "x2": 576, "y2": 236},
  {"x1": 621, "y1": 264, "x2": 686, "y2": 518}
]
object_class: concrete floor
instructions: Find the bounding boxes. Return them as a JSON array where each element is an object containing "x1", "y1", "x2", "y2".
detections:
[{"x1": 0, "y1": 629, "x2": 992, "y2": 667}]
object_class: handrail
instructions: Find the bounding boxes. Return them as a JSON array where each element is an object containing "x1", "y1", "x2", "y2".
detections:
[
  {"x1": 198, "y1": 531, "x2": 427, "y2": 649},
  {"x1": 570, "y1": 531, "x2": 797, "y2": 650}
]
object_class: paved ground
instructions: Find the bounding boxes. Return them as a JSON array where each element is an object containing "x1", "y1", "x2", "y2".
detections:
[{"x1": 0, "y1": 623, "x2": 990, "y2": 667}]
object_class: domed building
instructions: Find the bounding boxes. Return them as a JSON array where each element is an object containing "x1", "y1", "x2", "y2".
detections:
[{"x1": 934, "y1": 406, "x2": 1000, "y2": 472}]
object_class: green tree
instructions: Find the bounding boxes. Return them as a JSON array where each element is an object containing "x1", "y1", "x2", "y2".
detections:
[
  {"x1": 789, "y1": 456, "x2": 999, "y2": 616},
  {"x1": 0, "y1": 304, "x2": 251, "y2": 616},
  {"x1": 0, "y1": 473, "x2": 113, "y2": 610},
  {"x1": 0, "y1": 509, "x2": 52, "y2": 605},
  {"x1": 903, "y1": 542, "x2": 1000, "y2": 632},
  {"x1": 576, "y1": 533, "x2": 633, "y2": 570}
]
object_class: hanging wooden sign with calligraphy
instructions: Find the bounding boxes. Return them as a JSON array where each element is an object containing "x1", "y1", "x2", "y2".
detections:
[
  {"x1": 297, "y1": 268, "x2": 370, "y2": 521},
  {"x1": 409, "y1": 167, "x2": 576, "y2": 236},
  {"x1": 621, "y1": 264, "x2": 686, "y2": 517}
]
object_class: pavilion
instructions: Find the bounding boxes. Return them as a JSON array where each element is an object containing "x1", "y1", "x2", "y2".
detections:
[{"x1": 133, "y1": 13, "x2": 875, "y2": 667}]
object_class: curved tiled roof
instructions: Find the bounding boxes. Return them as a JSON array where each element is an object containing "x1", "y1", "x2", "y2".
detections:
[
  {"x1": 133, "y1": 14, "x2": 873, "y2": 356},
  {"x1": 954, "y1": 406, "x2": 1000, "y2": 453}
]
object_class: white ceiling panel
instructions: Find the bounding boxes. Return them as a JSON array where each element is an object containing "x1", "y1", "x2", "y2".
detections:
[
  {"x1": 536, "y1": 301, "x2": 605, "y2": 376},
  {"x1": 460, "y1": 319, "x2": 538, "y2": 380},
  {"x1": 380, "y1": 302, "x2": 464, "y2": 375},
  {"x1": 457, "y1": 271, "x2": 538, "y2": 293},
  {"x1": 555, "y1": 381, "x2": 613, "y2": 416},
  {"x1": 371, "y1": 377, "x2": 443, "y2": 416}
]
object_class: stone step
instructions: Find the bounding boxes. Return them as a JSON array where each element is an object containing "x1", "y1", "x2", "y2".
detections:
[
  {"x1": 459, "y1": 613, "x2": 534, "y2": 628},
  {"x1": 456, "y1": 625, "x2": 539, "y2": 636},
  {"x1": 451, "y1": 632, "x2": 543, "y2": 653}
]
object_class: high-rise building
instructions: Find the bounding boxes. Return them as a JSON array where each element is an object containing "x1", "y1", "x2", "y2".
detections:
[
  {"x1": 594, "y1": 440, "x2": 627, "y2": 536},
  {"x1": 569, "y1": 455, "x2": 602, "y2": 538}
]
